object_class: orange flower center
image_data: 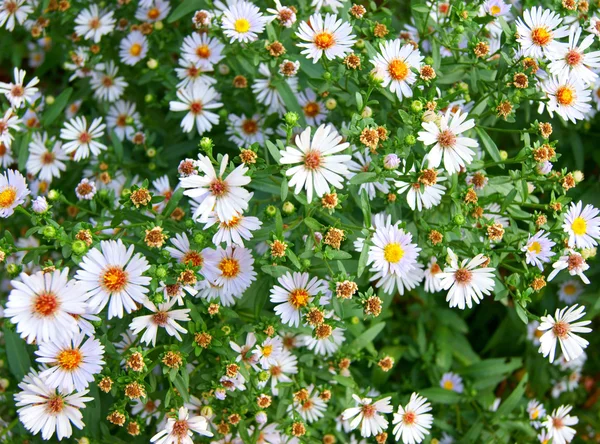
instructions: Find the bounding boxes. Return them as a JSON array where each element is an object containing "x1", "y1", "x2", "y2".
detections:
[
  {"x1": 182, "y1": 250, "x2": 203, "y2": 267},
  {"x1": 314, "y1": 32, "x2": 335, "y2": 50},
  {"x1": 552, "y1": 321, "x2": 570, "y2": 339},
  {"x1": 361, "y1": 403, "x2": 376, "y2": 418},
  {"x1": 219, "y1": 258, "x2": 240, "y2": 278},
  {"x1": 47, "y1": 395, "x2": 65, "y2": 414},
  {"x1": 34, "y1": 292, "x2": 59, "y2": 316},
  {"x1": 0, "y1": 186, "x2": 17, "y2": 208},
  {"x1": 454, "y1": 268, "x2": 472, "y2": 284},
  {"x1": 102, "y1": 266, "x2": 128, "y2": 293},
  {"x1": 388, "y1": 59, "x2": 409, "y2": 81},
  {"x1": 172, "y1": 420, "x2": 189, "y2": 438},
  {"x1": 78, "y1": 131, "x2": 92, "y2": 144},
  {"x1": 196, "y1": 44, "x2": 211, "y2": 59},
  {"x1": 153, "y1": 311, "x2": 168, "y2": 326},
  {"x1": 89, "y1": 17, "x2": 101, "y2": 29},
  {"x1": 147, "y1": 7, "x2": 160, "y2": 20},
  {"x1": 190, "y1": 101, "x2": 203, "y2": 115},
  {"x1": 303, "y1": 150, "x2": 322, "y2": 170},
  {"x1": 303, "y1": 102, "x2": 320, "y2": 118},
  {"x1": 403, "y1": 411, "x2": 417, "y2": 425},
  {"x1": 57, "y1": 348, "x2": 83, "y2": 371},
  {"x1": 11, "y1": 85, "x2": 24, "y2": 97},
  {"x1": 437, "y1": 129, "x2": 456, "y2": 149},
  {"x1": 556, "y1": 86, "x2": 575, "y2": 106},
  {"x1": 209, "y1": 178, "x2": 228, "y2": 196},
  {"x1": 129, "y1": 43, "x2": 142, "y2": 57},
  {"x1": 242, "y1": 119, "x2": 258, "y2": 134},
  {"x1": 531, "y1": 27, "x2": 551, "y2": 46},
  {"x1": 565, "y1": 49, "x2": 582, "y2": 67}
]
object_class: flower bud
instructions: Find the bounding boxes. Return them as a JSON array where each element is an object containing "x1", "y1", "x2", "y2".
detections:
[
  {"x1": 72, "y1": 240, "x2": 87, "y2": 255},
  {"x1": 361, "y1": 106, "x2": 372, "y2": 118},
  {"x1": 351, "y1": 316, "x2": 360, "y2": 325},
  {"x1": 355, "y1": 38, "x2": 365, "y2": 48},
  {"x1": 411, "y1": 100, "x2": 423, "y2": 113},
  {"x1": 258, "y1": 371, "x2": 270, "y2": 382},
  {"x1": 325, "y1": 98, "x2": 337, "y2": 110},
  {"x1": 47, "y1": 189, "x2": 60, "y2": 201},
  {"x1": 282, "y1": 201, "x2": 295, "y2": 215},
  {"x1": 152, "y1": 292, "x2": 165, "y2": 304},
  {"x1": 147, "y1": 58, "x2": 158, "y2": 69},
  {"x1": 185, "y1": 219, "x2": 195, "y2": 229},
  {"x1": 218, "y1": 64, "x2": 230, "y2": 75},
  {"x1": 453, "y1": 214, "x2": 465, "y2": 225},
  {"x1": 32, "y1": 196, "x2": 48, "y2": 214},
  {"x1": 46, "y1": 95, "x2": 55, "y2": 105},
  {"x1": 42, "y1": 225, "x2": 56, "y2": 239},
  {"x1": 200, "y1": 137, "x2": 213, "y2": 151},
  {"x1": 499, "y1": 150, "x2": 508, "y2": 161},
  {"x1": 155, "y1": 266, "x2": 168, "y2": 279},
  {"x1": 384, "y1": 154, "x2": 400, "y2": 170},
  {"x1": 144, "y1": 94, "x2": 154, "y2": 103},
  {"x1": 284, "y1": 112, "x2": 299, "y2": 126},
  {"x1": 7, "y1": 263, "x2": 20, "y2": 276},
  {"x1": 424, "y1": 56, "x2": 434, "y2": 65},
  {"x1": 200, "y1": 406, "x2": 213, "y2": 418},
  {"x1": 573, "y1": 170, "x2": 584, "y2": 183},
  {"x1": 323, "y1": 72, "x2": 332, "y2": 80},
  {"x1": 194, "y1": 233, "x2": 205, "y2": 244},
  {"x1": 148, "y1": 162, "x2": 156, "y2": 171},
  {"x1": 265, "y1": 205, "x2": 277, "y2": 217},
  {"x1": 154, "y1": 21, "x2": 164, "y2": 30},
  {"x1": 404, "y1": 134, "x2": 416, "y2": 145},
  {"x1": 146, "y1": 147, "x2": 157, "y2": 158}
]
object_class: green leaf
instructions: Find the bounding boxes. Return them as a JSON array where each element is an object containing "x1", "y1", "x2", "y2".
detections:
[
  {"x1": 173, "y1": 374, "x2": 190, "y2": 402},
  {"x1": 418, "y1": 387, "x2": 463, "y2": 404},
  {"x1": 355, "y1": 92, "x2": 363, "y2": 111},
  {"x1": 168, "y1": 0, "x2": 203, "y2": 23},
  {"x1": 494, "y1": 374, "x2": 528, "y2": 420},
  {"x1": 111, "y1": 131, "x2": 123, "y2": 161},
  {"x1": 357, "y1": 237, "x2": 370, "y2": 278},
  {"x1": 304, "y1": 217, "x2": 322, "y2": 231},
  {"x1": 17, "y1": 132, "x2": 31, "y2": 171},
  {"x1": 261, "y1": 265, "x2": 291, "y2": 277},
  {"x1": 280, "y1": 176, "x2": 288, "y2": 201},
  {"x1": 475, "y1": 127, "x2": 503, "y2": 168},
  {"x1": 515, "y1": 302, "x2": 529, "y2": 325},
  {"x1": 349, "y1": 322, "x2": 385, "y2": 352},
  {"x1": 286, "y1": 249, "x2": 302, "y2": 270},
  {"x1": 163, "y1": 187, "x2": 185, "y2": 216},
  {"x1": 276, "y1": 81, "x2": 305, "y2": 126},
  {"x1": 266, "y1": 140, "x2": 282, "y2": 163},
  {"x1": 360, "y1": 189, "x2": 371, "y2": 228},
  {"x1": 328, "y1": 250, "x2": 352, "y2": 260},
  {"x1": 3, "y1": 327, "x2": 31, "y2": 380},
  {"x1": 461, "y1": 358, "x2": 522, "y2": 378},
  {"x1": 42, "y1": 87, "x2": 73, "y2": 126},
  {"x1": 350, "y1": 172, "x2": 377, "y2": 185}
]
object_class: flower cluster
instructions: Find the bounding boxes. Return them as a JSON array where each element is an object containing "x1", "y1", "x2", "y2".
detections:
[{"x1": 0, "y1": 0, "x2": 598, "y2": 443}]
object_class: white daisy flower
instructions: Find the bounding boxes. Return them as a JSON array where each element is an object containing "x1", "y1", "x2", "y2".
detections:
[
  {"x1": 562, "y1": 201, "x2": 600, "y2": 249},
  {"x1": 522, "y1": 230, "x2": 556, "y2": 271},
  {"x1": 547, "y1": 250, "x2": 590, "y2": 284},
  {"x1": 279, "y1": 124, "x2": 351, "y2": 203},
  {"x1": 119, "y1": 30, "x2": 148, "y2": 66},
  {"x1": 367, "y1": 223, "x2": 421, "y2": 278},
  {"x1": 527, "y1": 399, "x2": 546, "y2": 424},
  {"x1": 26, "y1": 132, "x2": 68, "y2": 182},
  {"x1": 36, "y1": 333, "x2": 105, "y2": 393},
  {"x1": 0, "y1": 67, "x2": 39, "y2": 109},
  {"x1": 252, "y1": 62, "x2": 298, "y2": 115},
  {"x1": 270, "y1": 272, "x2": 328, "y2": 327},
  {"x1": 203, "y1": 245, "x2": 257, "y2": 299},
  {"x1": 371, "y1": 39, "x2": 424, "y2": 101},
  {"x1": 0, "y1": 168, "x2": 29, "y2": 218},
  {"x1": 419, "y1": 109, "x2": 478, "y2": 174},
  {"x1": 396, "y1": 167, "x2": 447, "y2": 211},
  {"x1": 204, "y1": 212, "x2": 262, "y2": 247},
  {"x1": 65, "y1": 99, "x2": 83, "y2": 119},
  {"x1": 192, "y1": 9, "x2": 213, "y2": 29},
  {"x1": 181, "y1": 33, "x2": 225, "y2": 69},
  {"x1": 515, "y1": 7, "x2": 568, "y2": 59},
  {"x1": 558, "y1": 280, "x2": 583, "y2": 304},
  {"x1": 230, "y1": 332, "x2": 260, "y2": 369},
  {"x1": 75, "y1": 239, "x2": 151, "y2": 319},
  {"x1": 90, "y1": 61, "x2": 128, "y2": 102},
  {"x1": 538, "y1": 304, "x2": 591, "y2": 363},
  {"x1": 0, "y1": 0, "x2": 32, "y2": 31},
  {"x1": 106, "y1": 100, "x2": 141, "y2": 141},
  {"x1": 347, "y1": 149, "x2": 391, "y2": 199},
  {"x1": 296, "y1": 13, "x2": 356, "y2": 62},
  {"x1": 424, "y1": 257, "x2": 443, "y2": 293},
  {"x1": 543, "y1": 405, "x2": 578, "y2": 444},
  {"x1": 0, "y1": 108, "x2": 20, "y2": 148},
  {"x1": 221, "y1": 0, "x2": 268, "y2": 43},
  {"x1": 547, "y1": 25, "x2": 600, "y2": 86},
  {"x1": 392, "y1": 393, "x2": 433, "y2": 444},
  {"x1": 483, "y1": 203, "x2": 510, "y2": 228},
  {"x1": 131, "y1": 398, "x2": 161, "y2": 425},
  {"x1": 0, "y1": 141, "x2": 13, "y2": 167},
  {"x1": 292, "y1": 385, "x2": 327, "y2": 423},
  {"x1": 542, "y1": 76, "x2": 592, "y2": 123},
  {"x1": 158, "y1": 281, "x2": 197, "y2": 306},
  {"x1": 482, "y1": 0, "x2": 511, "y2": 17},
  {"x1": 169, "y1": 83, "x2": 222, "y2": 135},
  {"x1": 75, "y1": 178, "x2": 97, "y2": 200},
  {"x1": 165, "y1": 232, "x2": 208, "y2": 271},
  {"x1": 440, "y1": 372, "x2": 463, "y2": 393},
  {"x1": 226, "y1": 113, "x2": 272, "y2": 146},
  {"x1": 180, "y1": 154, "x2": 251, "y2": 223},
  {"x1": 175, "y1": 58, "x2": 216, "y2": 90},
  {"x1": 74, "y1": 5, "x2": 116, "y2": 43},
  {"x1": 129, "y1": 298, "x2": 191, "y2": 347},
  {"x1": 267, "y1": 0, "x2": 296, "y2": 28},
  {"x1": 151, "y1": 407, "x2": 213, "y2": 443},
  {"x1": 311, "y1": 0, "x2": 344, "y2": 13},
  {"x1": 373, "y1": 261, "x2": 425, "y2": 296},
  {"x1": 342, "y1": 395, "x2": 393, "y2": 438},
  {"x1": 438, "y1": 248, "x2": 496, "y2": 310},
  {"x1": 135, "y1": 0, "x2": 171, "y2": 22},
  {"x1": 60, "y1": 116, "x2": 107, "y2": 161},
  {"x1": 297, "y1": 88, "x2": 328, "y2": 126},
  {"x1": 301, "y1": 322, "x2": 345, "y2": 356},
  {"x1": 262, "y1": 350, "x2": 298, "y2": 395},
  {"x1": 253, "y1": 336, "x2": 284, "y2": 369},
  {"x1": 14, "y1": 370, "x2": 93, "y2": 441},
  {"x1": 4, "y1": 268, "x2": 88, "y2": 344},
  {"x1": 588, "y1": 16, "x2": 600, "y2": 38},
  {"x1": 527, "y1": 321, "x2": 543, "y2": 346}
]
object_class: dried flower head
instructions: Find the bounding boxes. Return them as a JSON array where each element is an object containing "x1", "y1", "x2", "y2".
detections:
[
  {"x1": 130, "y1": 188, "x2": 152, "y2": 208},
  {"x1": 336, "y1": 280, "x2": 358, "y2": 299},
  {"x1": 429, "y1": 230, "x2": 443, "y2": 245},
  {"x1": 195, "y1": 332, "x2": 212, "y2": 349},
  {"x1": 144, "y1": 226, "x2": 167, "y2": 248},
  {"x1": 270, "y1": 239, "x2": 288, "y2": 258},
  {"x1": 364, "y1": 296, "x2": 382, "y2": 317},
  {"x1": 487, "y1": 223, "x2": 505, "y2": 242},
  {"x1": 162, "y1": 351, "x2": 183, "y2": 369},
  {"x1": 107, "y1": 411, "x2": 126, "y2": 426},
  {"x1": 126, "y1": 352, "x2": 145, "y2": 372},
  {"x1": 124, "y1": 381, "x2": 146, "y2": 400},
  {"x1": 377, "y1": 356, "x2": 394, "y2": 372},
  {"x1": 324, "y1": 228, "x2": 345, "y2": 249}
]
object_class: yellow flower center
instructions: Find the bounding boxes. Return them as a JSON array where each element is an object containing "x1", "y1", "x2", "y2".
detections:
[
  {"x1": 288, "y1": 289, "x2": 310, "y2": 309},
  {"x1": 388, "y1": 59, "x2": 409, "y2": 81},
  {"x1": 528, "y1": 241, "x2": 542, "y2": 254},
  {"x1": 0, "y1": 186, "x2": 17, "y2": 208},
  {"x1": 490, "y1": 5, "x2": 501, "y2": 15},
  {"x1": 314, "y1": 32, "x2": 335, "y2": 50},
  {"x1": 262, "y1": 344, "x2": 273, "y2": 357},
  {"x1": 383, "y1": 243, "x2": 404, "y2": 263},
  {"x1": 196, "y1": 44, "x2": 211, "y2": 59},
  {"x1": 147, "y1": 7, "x2": 160, "y2": 20},
  {"x1": 443, "y1": 380, "x2": 454, "y2": 390},
  {"x1": 556, "y1": 86, "x2": 575, "y2": 106},
  {"x1": 563, "y1": 284, "x2": 577, "y2": 295},
  {"x1": 102, "y1": 266, "x2": 128, "y2": 293},
  {"x1": 57, "y1": 348, "x2": 83, "y2": 371},
  {"x1": 571, "y1": 216, "x2": 587, "y2": 235},
  {"x1": 531, "y1": 408, "x2": 539, "y2": 420},
  {"x1": 219, "y1": 258, "x2": 240, "y2": 278},
  {"x1": 234, "y1": 18, "x2": 251, "y2": 33},
  {"x1": 129, "y1": 43, "x2": 142, "y2": 57}
]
